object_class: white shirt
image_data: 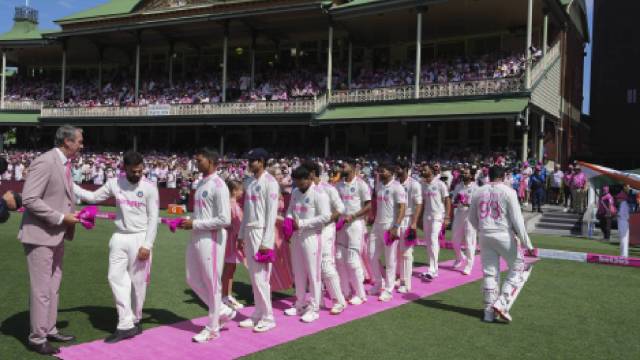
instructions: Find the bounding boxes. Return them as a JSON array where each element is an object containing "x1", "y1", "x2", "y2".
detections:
[
  {"x1": 336, "y1": 177, "x2": 371, "y2": 216},
  {"x1": 74, "y1": 175, "x2": 159, "y2": 249},
  {"x1": 239, "y1": 171, "x2": 280, "y2": 249},
  {"x1": 618, "y1": 201, "x2": 630, "y2": 223},
  {"x1": 468, "y1": 182, "x2": 530, "y2": 248},
  {"x1": 192, "y1": 173, "x2": 231, "y2": 234},
  {"x1": 401, "y1": 177, "x2": 423, "y2": 217},
  {"x1": 451, "y1": 182, "x2": 478, "y2": 216},
  {"x1": 286, "y1": 183, "x2": 331, "y2": 233},
  {"x1": 318, "y1": 181, "x2": 345, "y2": 216},
  {"x1": 552, "y1": 170, "x2": 564, "y2": 188},
  {"x1": 422, "y1": 179, "x2": 449, "y2": 220},
  {"x1": 374, "y1": 180, "x2": 406, "y2": 225}
]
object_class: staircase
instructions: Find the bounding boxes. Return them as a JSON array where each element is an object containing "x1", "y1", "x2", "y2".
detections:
[{"x1": 534, "y1": 208, "x2": 583, "y2": 235}]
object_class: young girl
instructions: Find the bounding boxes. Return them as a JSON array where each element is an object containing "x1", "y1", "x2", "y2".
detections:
[{"x1": 222, "y1": 180, "x2": 245, "y2": 310}]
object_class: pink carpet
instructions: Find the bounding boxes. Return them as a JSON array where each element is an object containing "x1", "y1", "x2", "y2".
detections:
[{"x1": 56, "y1": 258, "x2": 533, "y2": 360}]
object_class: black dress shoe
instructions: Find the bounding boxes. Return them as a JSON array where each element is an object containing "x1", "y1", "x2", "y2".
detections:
[
  {"x1": 48, "y1": 332, "x2": 76, "y2": 342},
  {"x1": 104, "y1": 327, "x2": 138, "y2": 344},
  {"x1": 29, "y1": 342, "x2": 60, "y2": 355}
]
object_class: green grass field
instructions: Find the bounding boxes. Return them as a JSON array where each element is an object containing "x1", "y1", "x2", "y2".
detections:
[{"x1": 1, "y1": 210, "x2": 639, "y2": 359}]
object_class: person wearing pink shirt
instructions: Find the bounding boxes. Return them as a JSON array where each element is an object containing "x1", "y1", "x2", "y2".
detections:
[
  {"x1": 571, "y1": 166, "x2": 588, "y2": 214},
  {"x1": 222, "y1": 180, "x2": 245, "y2": 311}
]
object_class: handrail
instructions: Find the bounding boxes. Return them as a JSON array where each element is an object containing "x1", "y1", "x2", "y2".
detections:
[
  {"x1": 531, "y1": 41, "x2": 561, "y2": 85},
  {"x1": 1, "y1": 100, "x2": 47, "y2": 111}
]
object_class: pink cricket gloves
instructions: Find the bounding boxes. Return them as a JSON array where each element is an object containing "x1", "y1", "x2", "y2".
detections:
[
  {"x1": 161, "y1": 218, "x2": 185, "y2": 233},
  {"x1": 254, "y1": 249, "x2": 276, "y2": 263},
  {"x1": 282, "y1": 217, "x2": 295, "y2": 241}
]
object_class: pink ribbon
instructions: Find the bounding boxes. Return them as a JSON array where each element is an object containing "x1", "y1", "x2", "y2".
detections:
[{"x1": 254, "y1": 249, "x2": 276, "y2": 263}]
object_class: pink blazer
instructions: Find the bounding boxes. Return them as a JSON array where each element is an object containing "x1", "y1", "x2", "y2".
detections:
[{"x1": 18, "y1": 149, "x2": 76, "y2": 247}]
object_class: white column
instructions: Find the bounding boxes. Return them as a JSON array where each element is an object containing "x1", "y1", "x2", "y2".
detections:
[
  {"x1": 324, "y1": 136, "x2": 330, "y2": 158},
  {"x1": 220, "y1": 134, "x2": 225, "y2": 156},
  {"x1": 539, "y1": 114, "x2": 545, "y2": 161},
  {"x1": 135, "y1": 43, "x2": 140, "y2": 103},
  {"x1": 411, "y1": 134, "x2": 418, "y2": 164},
  {"x1": 522, "y1": 107, "x2": 530, "y2": 163},
  {"x1": 525, "y1": 0, "x2": 533, "y2": 89},
  {"x1": 222, "y1": 27, "x2": 229, "y2": 103},
  {"x1": 61, "y1": 48, "x2": 67, "y2": 101},
  {"x1": 543, "y1": 12, "x2": 549, "y2": 56},
  {"x1": 347, "y1": 41, "x2": 353, "y2": 88},
  {"x1": 327, "y1": 25, "x2": 334, "y2": 97},
  {"x1": 1, "y1": 51, "x2": 6, "y2": 110},
  {"x1": 415, "y1": 11, "x2": 423, "y2": 99}
]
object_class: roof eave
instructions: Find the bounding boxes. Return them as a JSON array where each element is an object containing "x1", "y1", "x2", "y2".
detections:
[{"x1": 330, "y1": 0, "x2": 446, "y2": 20}]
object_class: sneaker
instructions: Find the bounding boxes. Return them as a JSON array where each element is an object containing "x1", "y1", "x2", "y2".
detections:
[
  {"x1": 219, "y1": 308, "x2": 237, "y2": 328},
  {"x1": 483, "y1": 309, "x2": 495, "y2": 323},
  {"x1": 284, "y1": 307, "x2": 300, "y2": 316},
  {"x1": 253, "y1": 320, "x2": 276, "y2": 333},
  {"x1": 492, "y1": 300, "x2": 512, "y2": 323},
  {"x1": 397, "y1": 285, "x2": 409, "y2": 294},
  {"x1": 423, "y1": 271, "x2": 438, "y2": 281},
  {"x1": 330, "y1": 303, "x2": 346, "y2": 315},
  {"x1": 348, "y1": 296, "x2": 365, "y2": 305},
  {"x1": 462, "y1": 264, "x2": 473, "y2": 276},
  {"x1": 378, "y1": 290, "x2": 393, "y2": 302},
  {"x1": 367, "y1": 287, "x2": 382, "y2": 296},
  {"x1": 238, "y1": 318, "x2": 255, "y2": 329},
  {"x1": 223, "y1": 295, "x2": 244, "y2": 310},
  {"x1": 192, "y1": 327, "x2": 219, "y2": 343},
  {"x1": 301, "y1": 310, "x2": 319, "y2": 323}
]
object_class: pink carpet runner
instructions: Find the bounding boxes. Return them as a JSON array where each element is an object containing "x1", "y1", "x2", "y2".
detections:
[{"x1": 56, "y1": 259, "x2": 532, "y2": 360}]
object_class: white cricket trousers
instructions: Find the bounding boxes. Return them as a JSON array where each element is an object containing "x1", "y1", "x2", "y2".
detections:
[
  {"x1": 368, "y1": 223, "x2": 398, "y2": 293},
  {"x1": 480, "y1": 231, "x2": 527, "y2": 311},
  {"x1": 619, "y1": 220, "x2": 629, "y2": 257},
  {"x1": 186, "y1": 229, "x2": 228, "y2": 331},
  {"x1": 291, "y1": 230, "x2": 323, "y2": 313},
  {"x1": 321, "y1": 224, "x2": 346, "y2": 306},
  {"x1": 108, "y1": 232, "x2": 151, "y2": 331},
  {"x1": 244, "y1": 227, "x2": 275, "y2": 325},
  {"x1": 335, "y1": 219, "x2": 367, "y2": 300},
  {"x1": 452, "y1": 208, "x2": 477, "y2": 266},
  {"x1": 397, "y1": 217, "x2": 414, "y2": 289},
  {"x1": 423, "y1": 218, "x2": 443, "y2": 274}
]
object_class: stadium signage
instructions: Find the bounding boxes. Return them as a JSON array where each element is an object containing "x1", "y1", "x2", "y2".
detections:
[{"x1": 147, "y1": 104, "x2": 171, "y2": 116}]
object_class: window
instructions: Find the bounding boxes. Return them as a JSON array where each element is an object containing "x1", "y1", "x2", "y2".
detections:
[{"x1": 627, "y1": 89, "x2": 637, "y2": 104}]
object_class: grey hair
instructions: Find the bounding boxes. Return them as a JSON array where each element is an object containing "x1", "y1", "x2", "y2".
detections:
[{"x1": 54, "y1": 125, "x2": 82, "y2": 147}]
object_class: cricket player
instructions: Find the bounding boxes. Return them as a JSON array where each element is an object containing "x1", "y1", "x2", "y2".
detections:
[
  {"x1": 74, "y1": 151, "x2": 159, "y2": 343},
  {"x1": 368, "y1": 162, "x2": 406, "y2": 302},
  {"x1": 335, "y1": 159, "x2": 372, "y2": 305},
  {"x1": 238, "y1": 148, "x2": 279, "y2": 333},
  {"x1": 305, "y1": 161, "x2": 348, "y2": 314},
  {"x1": 178, "y1": 148, "x2": 235, "y2": 343},
  {"x1": 420, "y1": 165, "x2": 451, "y2": 280},
  {"x1": 284, "y1": 166, "x2": 331, "y2": 323},
  {"x1": 395, "y1": 161, "x2": 422, "y2": 293},
  {"x1": 469, "y1": 166, "x2": 533, "y2": 323},
  {"x1": 451, "y1": 168, "x2": 478, "y2": 275}
]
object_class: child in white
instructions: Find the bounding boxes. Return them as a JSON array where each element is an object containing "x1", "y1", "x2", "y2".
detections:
[
  {"x1": 468, "y1": 167, "x2": 533, "y2": 322},
  {"x1": 451, "y1": 171, "x2": 479, "y2": 275},
  {"x1": 369, "y1": 168, "x2": 406, "y2": 302},
  {"x1": 184, "y1": 171, "x2": 234, "y2": 342},
  {"x1": 396, "y1": 164, "x2": 422, "y2": 293},
  {"x1": 74, "y1": 173, "x2": 158, "y2": 335},
  {"x1": 420, "y1": 167, "x2": 451, "y2": 279},
  {"x1": 238, "y1": 150, "x2": 279, "y2": 332},
  {"x1": 335, "y1": 163, "x2": 371, "y2": 305},
  {"x1": 286, "y1": 181, "x2": 331, "y2": 322}
]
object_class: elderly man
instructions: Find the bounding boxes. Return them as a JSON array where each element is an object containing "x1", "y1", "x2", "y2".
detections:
[{"x1": 19, "y1": 125, "x2": 82, "y2": 355}]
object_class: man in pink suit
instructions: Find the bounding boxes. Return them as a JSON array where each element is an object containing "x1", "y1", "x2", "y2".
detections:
[{"x1": 19, "y1": 125, "x2": 83, "y2": 355}]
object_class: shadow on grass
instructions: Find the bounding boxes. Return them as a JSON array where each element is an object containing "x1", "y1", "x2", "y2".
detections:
[
  {"x1": 414, "y1": 298, "x2": 485, "y2": 321},
  {"x1": 0, "y1": 312, "x2": 70, "y2": 349}
]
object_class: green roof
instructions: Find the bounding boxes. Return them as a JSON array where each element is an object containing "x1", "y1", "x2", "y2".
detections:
[
  {"x1": 0, "y1": 20, "x2": 56, "y2": 41},
  {"x1": 316, "y1": 97, "x2": 529, "y2": 121},
  {"x1": 0, "y1": 112, "x2": 40, "y2": 124},
  {"x1": 58, "y1": 0, "x2": 142, "y2": 22}
]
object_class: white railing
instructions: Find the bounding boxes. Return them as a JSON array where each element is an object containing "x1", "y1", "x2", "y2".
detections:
[
  {"x1": 531, "y1": 41, "x2": 561, "y2": 85},
  {"x1": 41, "y1": 106, "x2": 148, "y2": 118},
  {"x1": 2, "y1": 100, "x2": 44, "y2": 111},
  {"x1": 331, "y1": 78, "x2": 523, "y2": 104}
]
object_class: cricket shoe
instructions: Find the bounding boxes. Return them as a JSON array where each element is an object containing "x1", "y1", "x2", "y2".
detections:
[
  {"x1": 348, "y1": 296, "x2": 366, "y2": 305},
  {"x1": 238, "y1": 318, "x2": 255, "y2": 329},
  {"x1": 253, "y1": 320, "x2": 276, "y2": 333},
  {"x1": 223, "y1": 295, "x2": 245, "y2": 310},
  {"x1": 192, "y1": 327, "x2": 220, "y2": 343},
  {"x1": 378, "y1": 290, "x2": 393, "y2": 302},
  {"x1": 301, "y1": 310, "x2": 320, "y2": 323},
  {"x1": 462, "y1": 263, "x2": 473, "y2": 275},
  {"x1": 483, "y1": 309, "x2": 496, "y2": 323},
  {"x1": 421, "y1": 271, "x2": 438, "y2": 281},
  {"x1": 219, "y1": 308, "x2": 237, "y2": 329},
  {"x1": 492, "y1": 299, "x2": 512, "y2": 323},
  {"x1": 284, "y1": 306, "x2": 305, "y2": 317},
  {"x1": 330, "y1": 303, "x2": 346, "y2": 315},
  {"x1": 397, "y1": 285, "x2": 410, "y2": 294}
]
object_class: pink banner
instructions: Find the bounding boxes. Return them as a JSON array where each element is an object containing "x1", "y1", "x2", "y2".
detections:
[{"x1": 586, "y1": 253, "x2": 640, "y2": 267}]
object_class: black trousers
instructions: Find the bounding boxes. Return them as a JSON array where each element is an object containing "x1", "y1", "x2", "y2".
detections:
[{"x1": 599, "y1": 215, "x2": 612, "y2": 240}]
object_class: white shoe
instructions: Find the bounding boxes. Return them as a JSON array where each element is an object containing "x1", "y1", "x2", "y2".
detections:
[
  {"x1": 223, "y1": 295, "x2": 244, "y2": 310},
  {"x1": 330, "y1": 303, "x2": 346, "y2": 315},
  {"x1": 219, "y1": 308, "x2": 237, "y2": 328},
  {"x1": 378, "y1": 290, "x2": 393, "y2": 302},
  {"x1": 422, "y1": 271, "x2": 438, "y2": 281},
  {"x1": 301, "y1": 310, "x2": 319, "y2": 323},
  {"x1": 348, "y1": 296, "x2": 365, "y2": 305},
  {"x1": 492, "y1": 299, "x2": 512, "y2": 323},
  {"x1": 394, "y1": 279, "x2": 402, "y2": 288},
  {"x1": 453, "y1": 255, "x2": 467, "y2": 269},
  {"x1": 397, "y1": 285, "x2": 409, "y2": 294},
  {"x1": 253, "y1": 320, "x2": 276, "y2": 333},
  {"x1": 367, "y1": 287, "x2": 382, "y2": 296},
  {"x1": 483, "y1": 309, "x2": 495, "y2": 323},
  {"x1": 238, "y1": 318, "x2": 255, "y2": 329},
  {"x1": 284, "y1": 307, "x2": 299, "y2": 316},
  {"x1": 462, "y1": 265, "x2": 472, "y2": 276},
  {"x1": 192, "y1": 327, "x2": 219, "y2": 343}
]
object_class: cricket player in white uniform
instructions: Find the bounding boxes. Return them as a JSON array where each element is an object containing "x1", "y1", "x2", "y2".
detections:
[
  {"x1": 369, "y1": 162, "x2": 406, "y2": 301},
  {"x1": 238, "y1": 148, "x2": 279, "y2": 333},
  {"x1": 284, "y1": 166, "x2": 331, "y2": 323},
  {"x1": 420, "y1": 166, "x2": 451, "y2": 280},
  {"x1": 451, "y1": 168, "x2": 478, "y2": 275},
  {"x1": 395, "y1": 161, "x2": 422, "y2": 293},
  {"x1": 74, "y1": 151, "x2": 159, "y2": 343},
  {"x1": 305, "y1": 161, "x2": 348, "y2": 314},
  {"x1": 469, "y1": 166, "x2": 533, "y2": 323},
  {"x1": 335, "y1": 159, "x2": 372, "y2": 305},
  {"x1": 178, "y1": 148, "x2": 235, "y2": 343}
]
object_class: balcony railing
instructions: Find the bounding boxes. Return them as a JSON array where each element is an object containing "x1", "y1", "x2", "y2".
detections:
[
  {"x1": 531, "y1": 41, "x2": 561, "y2": 85},
  {"x1": 2, "y1": 100, "x2": 46, "y2": 111}
]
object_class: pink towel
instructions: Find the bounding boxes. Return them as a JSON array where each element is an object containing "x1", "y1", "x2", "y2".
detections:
[
  {"x1": 282, "y1": 217, "x2": 295, "y2": 241},
  {"x1": 335, "y1": 217, "x2": 346, "y2": 231},
  {"x1": 161, "y1": 218, "x2": 185, "y2": 233},
  {"x1": 383, "y1": 230, "x2": 397, "y2": 246},
  {"x1": 254, "y1": 249, "x2": 276, "y2": 263},
  {"x1": 77, "y1": 205, "x2": 98, "y2": 230}
]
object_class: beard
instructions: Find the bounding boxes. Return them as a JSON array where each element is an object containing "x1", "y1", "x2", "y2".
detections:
[
  {"x1": 341, "y1": 171, "x2": 350, "y2": 178},
  {"x1": 127, "y1": 175, "x2": 141, "y2": 184}
]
